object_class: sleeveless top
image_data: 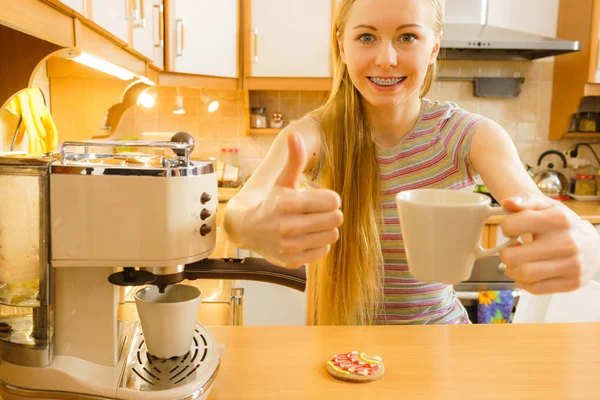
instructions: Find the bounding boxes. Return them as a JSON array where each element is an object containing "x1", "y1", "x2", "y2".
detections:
[{"x1": 307, "y1": 99, "x2": 486, "y2": 324}]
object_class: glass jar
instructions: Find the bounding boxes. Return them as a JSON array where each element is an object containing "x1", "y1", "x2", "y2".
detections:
[
  {"x1": 575, "y1": 174, "x2": 596, "y2": 196},
  {"x1": 250, "y1": 107, "x2": 267, "y2": 129},
  {"x1": 578, "y1": 112, "x2": 597, "y2": 132},
  {"x1": 218, "y1": 148, "x2": 241, "y2": 188}
]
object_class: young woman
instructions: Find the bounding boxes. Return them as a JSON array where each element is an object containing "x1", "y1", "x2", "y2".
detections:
[{"x1": 224, "y1": 0, "x2": 600, "y2": 325}]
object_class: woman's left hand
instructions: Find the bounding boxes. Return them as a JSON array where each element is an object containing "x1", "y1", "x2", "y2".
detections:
[{"x1": 499, "y1": 193, "x2": 600, "y2": 294}]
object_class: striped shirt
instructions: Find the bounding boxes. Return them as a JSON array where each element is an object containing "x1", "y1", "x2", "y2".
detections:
[{"x1": 308, "y1": 99, "x2": 486, "y2": 324}]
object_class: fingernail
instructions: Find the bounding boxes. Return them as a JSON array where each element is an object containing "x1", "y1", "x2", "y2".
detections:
[{"x1": 512, "y1": 197, "x2": 524, "y2": 206}]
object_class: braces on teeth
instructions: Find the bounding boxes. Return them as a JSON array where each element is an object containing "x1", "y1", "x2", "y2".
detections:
[{"x1": 370, "y1": 77, "x2": 405, "y2": 86}]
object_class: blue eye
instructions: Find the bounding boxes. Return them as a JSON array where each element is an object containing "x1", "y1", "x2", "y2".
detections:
[
  {"x1": 357, "y1": 34, "x2": 375, "y2": 44},
  {"x1": 399, "y1": 34, "x2": 417, "y2": 43}
]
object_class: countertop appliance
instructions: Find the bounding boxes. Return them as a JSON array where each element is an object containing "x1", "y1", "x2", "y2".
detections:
[{"x1": 0, "y1": 133, "x2": 305, "y2": 399}]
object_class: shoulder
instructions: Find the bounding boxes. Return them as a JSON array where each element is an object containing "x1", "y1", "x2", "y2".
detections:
[
  {"x1": 470, "y1": 118, "x2": 514, "y2": 153},
  {"x1": 421, "y1": 99, "x2": 485, "y2": 128}
]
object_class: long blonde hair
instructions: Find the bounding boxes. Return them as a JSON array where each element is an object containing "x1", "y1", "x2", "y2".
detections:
[{"x1": 310, "y1": 0, "x2": 443, "y2": 325}]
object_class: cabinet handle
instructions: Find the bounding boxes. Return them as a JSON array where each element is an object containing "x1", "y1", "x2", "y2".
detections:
[
  {"x1": 252, "y1": 28, "x2": 259, "y2": 64},
  {"x1": 153, "y1": 3, "x2": 164, "y2": 48},
  {"x1": 176, "y1": 18, "x2": 185, "y2": 57},
  {"x1": 132, "y1": 0, "x2": 146, "y2": 28},
  {"x1": 125, "y1": 0, "x2": 140, "y2": 21}
]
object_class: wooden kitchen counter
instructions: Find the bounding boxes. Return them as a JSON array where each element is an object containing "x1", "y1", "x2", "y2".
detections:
[
  {"x1": 207, "y1": 324, "x2": 600, "y2": 400},
  {"x1": 486, "y1": 200, "x2": 600, "y2": 224}
]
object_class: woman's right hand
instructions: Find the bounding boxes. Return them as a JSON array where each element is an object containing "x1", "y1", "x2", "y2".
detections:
[{"x1": 240, "y1": 132, "x2": 343, "y2": 269}]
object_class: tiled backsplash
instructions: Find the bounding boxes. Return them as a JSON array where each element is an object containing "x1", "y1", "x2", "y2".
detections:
[{"x1": 116, "y1": 59, "x2": 600, "y2": 180}]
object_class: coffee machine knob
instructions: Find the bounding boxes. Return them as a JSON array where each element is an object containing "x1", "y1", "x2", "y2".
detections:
[
  {"x1": 170, "y1": 131, "x2": 195, "y2": 157},
  {"x1": 200, "y1": 192, "x2": 212, "y2": 204},
  {"x1": 200, "y1": 224, "x2": 212, "y2": 236},
  {"x1": 200, "y1": 209, "x2": 212, "y2": 220}
]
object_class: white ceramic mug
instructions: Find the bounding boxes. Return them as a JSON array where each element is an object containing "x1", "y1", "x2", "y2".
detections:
[
  {"x1": 396, "y1": 189, "x2": 518, "y2": 285},
  {"x1": 135, "y1": 284, "x2": 202, "y2": 359}
]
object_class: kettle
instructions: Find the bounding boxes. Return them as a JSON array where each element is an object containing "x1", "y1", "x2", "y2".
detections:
[{"x1": 533, "y1": 150, "x2": 569, "y2": 199}]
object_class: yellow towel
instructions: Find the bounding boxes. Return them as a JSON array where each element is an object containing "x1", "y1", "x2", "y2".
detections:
[{"x1": 5, "y1": 88, "x2": 58, "y2": 154}]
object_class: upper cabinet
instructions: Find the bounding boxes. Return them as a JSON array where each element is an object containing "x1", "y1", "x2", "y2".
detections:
[
  {"x1": 244, "y1": 0, "x2": 332, "y2": 78},
  {"x1": 168, "y1": 0, "x2": 239, "y2": 78},
  {"x1": 549, "y1": 0, "x2": 600, "y2": 140},
  {"x1": 90, "y1": 0, "x2": 130, "y2": 44},
  {"x1": 131, "y1": 0, "x2": 165, "y2": 70}
]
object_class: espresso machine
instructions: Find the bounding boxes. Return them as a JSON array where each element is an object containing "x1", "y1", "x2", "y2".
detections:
[{"x1": 0, "y1": 133, "x2": 306, "y2": 399}]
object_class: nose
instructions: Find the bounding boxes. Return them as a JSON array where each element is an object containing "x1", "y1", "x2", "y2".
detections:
[{"x1": 375, "y1": 41, "x2": 398, "y2": 69}]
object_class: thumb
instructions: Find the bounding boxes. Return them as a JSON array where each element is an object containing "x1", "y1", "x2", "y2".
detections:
[
  {"x1": 501, "y1": 192, "x2": 555, "y2": 212},
  {"x1": 275, "y1": 132, "x2": 306, "y2": 190}
]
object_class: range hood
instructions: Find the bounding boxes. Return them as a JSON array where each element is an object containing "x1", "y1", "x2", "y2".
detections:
[{"x1": 440, "y1": 0, "x2": 580, "y2": 61}]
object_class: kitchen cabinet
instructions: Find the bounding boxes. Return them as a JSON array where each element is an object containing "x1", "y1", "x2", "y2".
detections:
[
  {"x1": 90, "y1": 0, "x2": 131, "y2": 44},
  {"x1": 168, "y1": 0, "x2": 239, "y2": 78},
  {"x1": 131, "y1": 0, "x2": 165, "y2": 69},
  {"x1": 549, "y1": 0, "x2": 600, "y2": 140},
  {"x1": 244, "y1": 0, "x2": 332, "y2": 78}
]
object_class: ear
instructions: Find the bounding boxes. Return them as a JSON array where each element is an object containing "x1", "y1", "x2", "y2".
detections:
[
  {"x1": 336, "y1": 31, "x2": 347, "y2": 64},
  {"x1": 429, "y1": 36, "x2": 441, "y2": 65}
]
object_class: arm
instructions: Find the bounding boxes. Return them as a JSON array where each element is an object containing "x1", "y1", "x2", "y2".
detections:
[
  {"x1": 469, "y1": 119, "x2": 541, "y2": 203},
  {"x1": 470, "y1": 120, "x2": 600, "y2": 294},
  {"x1": 223, "y1": 117, "x2": 321, "y2": 247},
  {"x1": 222, "y1": 118, "x2": 343, "y2": 268}
]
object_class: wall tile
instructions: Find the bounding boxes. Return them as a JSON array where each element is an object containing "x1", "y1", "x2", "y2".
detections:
[
  {"x1": 516, "y1": 122, "x2": 537, "y2": 141},
  {"x1": 517, "y1": 80, "x2": 540, "y2": 122}
]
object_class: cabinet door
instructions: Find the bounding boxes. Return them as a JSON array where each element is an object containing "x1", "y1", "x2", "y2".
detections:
[
  {"x1": 171, "y1": 0, "x2": 239, "y2": 78},
  {"x1": 234, "y1": 249, "x2": 306, "y2": 326},
  {"x1": 132, "y1": 0, "x2": 165, "y2": 69},
  {"x1": 58, "y1": 0, "x2": 85, "y2": 14},
  {"x1": 248, "y1": 0, "x2": 331, "y2": 77},
  {"x1": 91, "y1": 0, "x2": 131, "y2": 43}
]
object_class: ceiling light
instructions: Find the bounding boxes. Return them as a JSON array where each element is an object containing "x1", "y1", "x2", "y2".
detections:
[
  {"x1": 173, "y1": 94, "x2": 186, "y2": 115},
  {"x1": 200, "y1": 89, "x2": 219, "y2": 113},
  {"x1": 60, "y1": 48, "x2": 135, "y2": 80},
  {"x1": 137, "y1": 89, "x2": 155, "y2": 108}
]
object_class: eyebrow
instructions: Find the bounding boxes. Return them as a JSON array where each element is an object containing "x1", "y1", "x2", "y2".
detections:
[{"x1": 352, "y1": 23, "x2": 425, "y2": 31}]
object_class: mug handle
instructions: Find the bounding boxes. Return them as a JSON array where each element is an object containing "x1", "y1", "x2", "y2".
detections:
[{"x1": 475, "y1": 206, "x2": 519, "y2": 258}]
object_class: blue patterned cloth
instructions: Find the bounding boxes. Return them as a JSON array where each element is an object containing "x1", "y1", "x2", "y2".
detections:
[{"x1": 477, "y1": 290, "x2": 515, "y2": 324}]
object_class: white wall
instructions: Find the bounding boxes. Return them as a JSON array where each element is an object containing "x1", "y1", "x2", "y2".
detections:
[
  {"x1": 444, "y1": 0, "x2": 559, "y2": 38},
  {"x1": 487, "y1": 0, "x2": 559, "y2": 38}
]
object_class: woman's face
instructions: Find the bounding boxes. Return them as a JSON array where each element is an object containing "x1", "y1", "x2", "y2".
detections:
[{"x1": 338, "y1": 0, "x2": 440, "y2": 108}]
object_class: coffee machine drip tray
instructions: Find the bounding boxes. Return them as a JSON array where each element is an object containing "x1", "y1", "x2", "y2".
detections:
[{"x1": 120, "y1": 321, "x2": 222, "y2": 398}]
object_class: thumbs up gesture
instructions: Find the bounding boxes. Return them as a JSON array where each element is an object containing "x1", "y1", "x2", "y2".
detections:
[{"x1": 244, "y1": 132, "x2": 343, "y2": 268}]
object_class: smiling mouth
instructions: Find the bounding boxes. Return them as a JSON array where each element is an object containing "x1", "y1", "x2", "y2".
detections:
[{"x1": 368, "y1": 77, "x2": 407, "y2": 87}]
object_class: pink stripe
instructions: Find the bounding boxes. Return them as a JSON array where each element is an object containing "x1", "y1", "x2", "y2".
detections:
[
  {"x1": 382, "y1": 299, "x2": 442, "y2": 308},
  {"x1": 383, "y1": 285, "x2": 447, "y2": 295},
  {"x1": 382, "y1": 248, "x2": 405, "y2": 254},
  {"x1": 442, "y1": 113, "x2": 467, "y2": 147},
  {"x1": 378, "y1": 135, "x2": 442, "y2": 164},
  {"x1": 422, "y1": 108, "x2": 449, "y2": 120},
  {"x1": 381, "y1": 234, "x2": 402, "y2": 240},
  {"x1": 380, "y1": 151, "x2": 446, "y2": 180},
  {"x1": 381, "y1": 168, "x2": 458, "y2": 195}
]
